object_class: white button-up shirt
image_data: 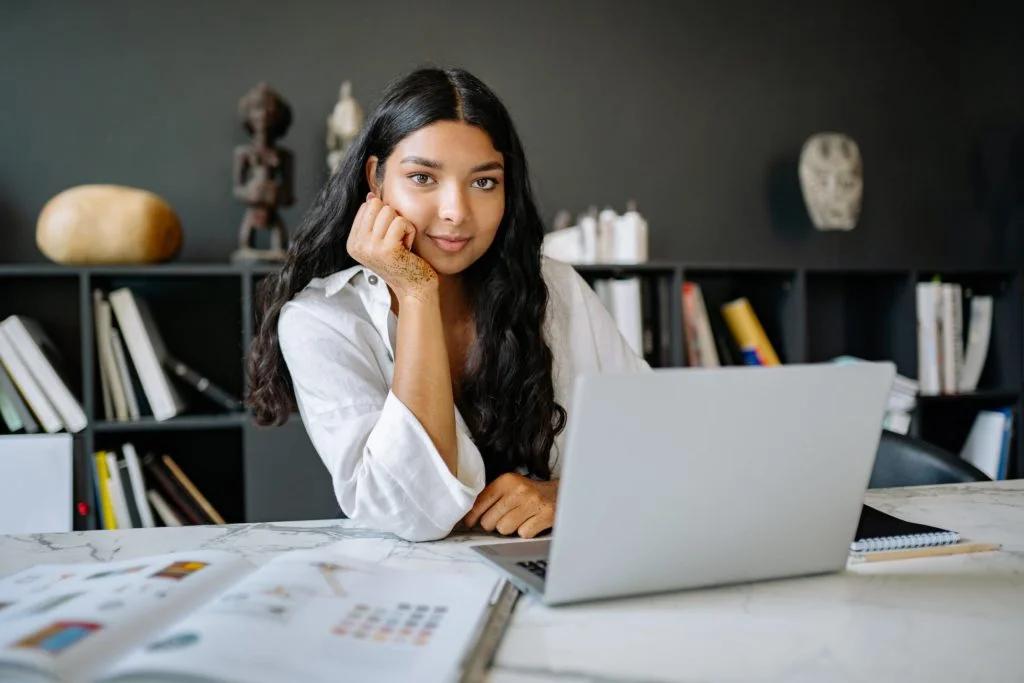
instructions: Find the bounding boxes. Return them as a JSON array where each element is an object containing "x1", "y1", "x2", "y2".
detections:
[{"x1": 278, "y1": 257, "x2": 651, "y2": 541}]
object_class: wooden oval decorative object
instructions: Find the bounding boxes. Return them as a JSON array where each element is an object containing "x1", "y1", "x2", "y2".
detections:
[{"x1": 37, "y1": 184, "x2": 183, "y2": 264}]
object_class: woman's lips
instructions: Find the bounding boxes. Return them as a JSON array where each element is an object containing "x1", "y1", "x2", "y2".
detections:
[{"x1": 428, "y1": 235, "x2": 470, "y2": 253}]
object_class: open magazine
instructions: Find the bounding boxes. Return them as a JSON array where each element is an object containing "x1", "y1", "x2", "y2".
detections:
[{"x1": 0, "y1": 547, "x2": 514, "y2": 683}]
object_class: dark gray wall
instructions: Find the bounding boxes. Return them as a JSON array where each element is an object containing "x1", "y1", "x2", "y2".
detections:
[{"x1": 1, "y1": 0, "x2": 1021, "y2": 267}]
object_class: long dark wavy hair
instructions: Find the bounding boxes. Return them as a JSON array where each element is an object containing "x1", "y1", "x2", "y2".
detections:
[{"x1": 246, "y1": 67, "x2": 566, "y2": 481}]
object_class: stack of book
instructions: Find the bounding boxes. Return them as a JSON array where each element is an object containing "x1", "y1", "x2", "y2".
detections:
[
  {"x1": 85, "y1": 441, "x2": 226, "y2": 529},
  {"x1": 682, "y1": 282, "x2": 780, "y2": 368},
  {"x1": 0, "y1": 316, "x2": 86, "y2": 434},
  {"x1": 832, "y1": 355, "x2": 918, "y2": 434},
  {"x1": 92, "y1": 287, "x2": 241, "y2": 422},
  {"x1": 915, "y1": 279, "x2": 993, "y2": 396}
]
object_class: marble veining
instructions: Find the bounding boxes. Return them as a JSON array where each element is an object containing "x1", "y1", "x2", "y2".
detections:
[{"x1": 1, "y1": 481, "x2": 1022, "y2": 683}]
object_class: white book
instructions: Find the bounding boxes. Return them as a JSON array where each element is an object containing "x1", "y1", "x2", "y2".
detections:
[
  {"x1": 608, "y1": 278, "x2": 645, "y2": 358},
  {"x1": 938, "y1": 284, "x2": 957, "y2": 394},
  {"x1": 95, "y1": 295, "x2": 129, "y2": 421},
  {"x1": 915, "y1": 283, "x2": 941, "y2": 395},
  {"x1": 960, "y1": 410, "x2": 1009, "y2": 480},
  {"x1": 92, "y1": 291, "x2": 114, "y2": 420},
  {"x1": 108, "y1": 288, "x2": 185, "y2": 422},
  {"x1": 0, "y1": 329, "x2": 63, "y2": 433},
  {"x1": 958, "y1": 296, "x2": 993, "y2": 393},
  {"x1": 951, "y1": 283, "x2": 964, "y2": 387},
  {"x1": 0, "y1": 316, "x2": 87, "y2": 433},
  {"x1": 110, "y1": 329, "x2": 141, "y2": 420},
  {"x1": 0, "y1": 549, "x2": 509, "y2": 683},
  {"x1": 0, "y1": 434, "x2": 74, "y2": 534},
  {"x1": 146, "y1": 489, "x2": 182, "y2": 526},
  {"x1": 122, "y1": 443, "x2": 156, "y2": 528}
]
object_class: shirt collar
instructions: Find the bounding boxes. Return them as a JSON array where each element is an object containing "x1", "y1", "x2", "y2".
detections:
[{"x1": 322, "y1": 263, "x2": 381, "y2": 298}]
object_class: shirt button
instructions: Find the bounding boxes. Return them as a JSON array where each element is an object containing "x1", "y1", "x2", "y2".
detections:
[{"x1": 368, "y1": 275, "x2": 378, "y2": 285}]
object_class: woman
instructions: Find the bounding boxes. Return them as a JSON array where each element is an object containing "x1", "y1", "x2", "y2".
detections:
[{"x1": 247, "y1": 67, "x2": 649, "y2": 542}]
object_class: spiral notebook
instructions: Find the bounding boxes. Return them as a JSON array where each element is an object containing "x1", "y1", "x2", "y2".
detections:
[{"x1": 851, "y1": 504, "x2": 960, "y2": 553}]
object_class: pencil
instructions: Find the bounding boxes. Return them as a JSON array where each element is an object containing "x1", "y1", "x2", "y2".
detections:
[{"x1": 849, "y1": 541, "x2": 1002, "y2": 564}]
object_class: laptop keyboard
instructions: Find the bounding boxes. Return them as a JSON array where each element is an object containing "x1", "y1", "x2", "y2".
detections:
[{"x1": 516, "y1": 559, "x2": 548, "y2": 579}]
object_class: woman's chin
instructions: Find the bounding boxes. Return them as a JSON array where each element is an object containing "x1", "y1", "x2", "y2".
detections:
[{"x1": 419, "y1": 249, "x2": 477, "y2": 276}]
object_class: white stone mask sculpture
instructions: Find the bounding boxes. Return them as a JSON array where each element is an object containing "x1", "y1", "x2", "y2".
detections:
[{"x1": 798, "y1": 133, "x2": 863, "y2": 231}]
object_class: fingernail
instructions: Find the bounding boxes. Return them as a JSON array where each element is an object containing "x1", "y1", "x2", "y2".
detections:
[{"x1": 366, "y1": 191, "x2": 373, "y2": 200}]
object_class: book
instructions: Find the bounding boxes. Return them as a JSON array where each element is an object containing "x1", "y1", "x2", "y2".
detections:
[
  {"x1": 916, "y1": 281, "x2": 941, "y2": 395},
  {"x1": 0, "y1": 548, "x2": 515, "y2": 683},
  {"x1": 851, "y1": 505, "x2": 960, "y2": 553},
  {"x1": 0, "y1": 434, "x2": 74, "y2": 535},
  {"x1": 107, "y1": 288, "x2": 186, "y2": 422},
  {"x1": 0, "y1": 326, "x2": 63, "y2": 433},
  {"x1": 0, "y1": 316, "x2": 87, "y2": 433},
  {"x1": 720, "y1": 297, "x2": 780, "y2": 366}
]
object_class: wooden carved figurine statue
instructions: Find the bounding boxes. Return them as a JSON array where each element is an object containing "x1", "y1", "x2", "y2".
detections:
[{"x1": 232, "y1": 83, "x2": 294, "y2": 262}]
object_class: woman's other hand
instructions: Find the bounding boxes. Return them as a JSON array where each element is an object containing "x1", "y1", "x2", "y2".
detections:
[{"x1": 463, "y1": 473, "x2": 558, "y2": 539}]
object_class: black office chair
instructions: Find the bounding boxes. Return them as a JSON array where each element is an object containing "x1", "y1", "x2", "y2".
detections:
[{"x1": 868, "y1": 430, "x2": 991, "y2": 489}]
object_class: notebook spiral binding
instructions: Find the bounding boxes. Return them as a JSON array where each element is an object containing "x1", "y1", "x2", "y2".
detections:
[{"x1": 851, "y1": 531, "x2": 960, "y2": 553}]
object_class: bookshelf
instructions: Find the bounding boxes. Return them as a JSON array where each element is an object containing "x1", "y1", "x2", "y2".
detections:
[{"x1": 1, "y1": 261, "x2": 1020, "y2": 525}]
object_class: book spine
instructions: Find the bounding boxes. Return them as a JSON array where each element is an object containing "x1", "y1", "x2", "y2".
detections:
[
  {"x1": 142, "y1": 453, "x2": 209, "y2": 525},
  {"x1": 161, "y1": 454, "x2": 226, "y2": 524},
  {"x1": 720, "y1": 298, "x2": 780, "y2": 366}
]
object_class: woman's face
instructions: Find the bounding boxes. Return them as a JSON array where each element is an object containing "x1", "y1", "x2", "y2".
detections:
[{"x1": 367, "y1": 121, "x2": 505, "y2": 276}]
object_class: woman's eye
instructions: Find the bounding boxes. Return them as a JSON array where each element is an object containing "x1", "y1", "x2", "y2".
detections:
[
  {"x1": 409, "y1": 173, "x2": 433, "y2": 185},
  {"x1": 473, "y1": 178, "x2": 498, "y2": 190}
]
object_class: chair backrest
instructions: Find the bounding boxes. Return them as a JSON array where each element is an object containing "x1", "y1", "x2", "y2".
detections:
[{"x1": 868, "y1": 430, "x2": 991, "y2": 489}]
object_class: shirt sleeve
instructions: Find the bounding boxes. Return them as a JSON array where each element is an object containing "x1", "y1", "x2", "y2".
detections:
[{"x1": 278, "y1": 301, "x2": 486, "y2": 542}]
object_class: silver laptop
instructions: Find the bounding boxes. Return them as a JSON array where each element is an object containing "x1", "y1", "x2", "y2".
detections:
[{"x1": 470, "y1": 361, "x2": 895, "y2": 606}]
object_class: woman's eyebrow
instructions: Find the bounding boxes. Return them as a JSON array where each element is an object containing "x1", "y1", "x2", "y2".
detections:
[
  {"x1": 400, "y1": 156, "x2": 504, "y2": 173},
  {"x1": 401, "y1": 155, "x2": 442, "y2": 169}
]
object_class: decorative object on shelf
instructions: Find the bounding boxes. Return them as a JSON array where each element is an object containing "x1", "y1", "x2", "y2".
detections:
[
  {"x1": 326, "y1": 80, "x2": 364, "y2": 173},
  {"x1": 798, "y1": 132, "x2": 863, "y2": 231},
  {"x1": 541, "y1": 201, "x2": 649, "y2": 264},
  {"x1": 36, "y1": 185, "x2": 182, "y2": 265},
  {"x1": 232, "y1": 82, "x2": 294, "y2": 263}
]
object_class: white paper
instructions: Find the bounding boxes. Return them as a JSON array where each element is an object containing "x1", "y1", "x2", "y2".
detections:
[
  {"x1": 0, "y1": 434, "x2": 73, "y2": 535},
  {"x1": 101, "y1": 549, "x2": 500, "y2": 683},
  {"x1": 0, "y1": 550, "x2": 251, "y2": 683}
]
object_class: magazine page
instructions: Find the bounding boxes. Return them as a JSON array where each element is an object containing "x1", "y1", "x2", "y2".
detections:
[
  {"x1": 100, "y1": 548, "x2": 502, "y2": 683},
  {"x1": 0, "y1": 550, "x2": 252, "y2": 683}
]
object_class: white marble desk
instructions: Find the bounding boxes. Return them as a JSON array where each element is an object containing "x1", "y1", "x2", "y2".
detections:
[{"x1": 1, "y1": 480, "x2": 1022, "y2": 683}]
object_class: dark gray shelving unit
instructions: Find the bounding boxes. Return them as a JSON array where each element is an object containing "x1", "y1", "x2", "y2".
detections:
[{"x1": 1, "y1": 262, "x2": 1020, "y2": 523}]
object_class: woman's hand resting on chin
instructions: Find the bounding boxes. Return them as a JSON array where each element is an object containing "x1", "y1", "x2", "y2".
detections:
[{"x1": 346, "y1": 192, "x2": 438, "y2": 301}]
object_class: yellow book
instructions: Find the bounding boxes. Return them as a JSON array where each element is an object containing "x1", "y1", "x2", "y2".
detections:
[
  {"x1": 94, "y1": 451, "x2": 118, "y2": 530},
  {"x1": 720, "y1": 297, "x2": 781, "y2": 366}
]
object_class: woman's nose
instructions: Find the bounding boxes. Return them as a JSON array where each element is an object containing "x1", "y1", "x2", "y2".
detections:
[{"x1": 438, "y1": 185, "x2": 467, "y2": 225}]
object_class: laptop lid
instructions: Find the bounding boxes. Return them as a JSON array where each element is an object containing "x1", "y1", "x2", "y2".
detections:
[{"x1": 542, "y1": 361, "x2": 895, "y2": 605}]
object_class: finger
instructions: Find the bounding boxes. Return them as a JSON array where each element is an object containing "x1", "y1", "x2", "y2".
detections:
[
  {"x1": 370, "y1": 204, "x2": 396, "y2": 241},
  {"x1": 463, "y1": 481, "x2": 508, "y2": 529},
  {"x1": 359, "y1": 197, "x2": 383, "y2": 236},
  {"x1": 517, "y1": 515, "x2": 553, "y2": 539},
  {"x1": 349, "y1": 202, "x2": 369, "y2": 243},
  {"x1": 495, "y1": 506, "x2": 533, "y2": 536},
  {"x1": 479, "y1": 494, "x2": 518, "y2": 532},
  {"x1": 383, "y1": 216, "x2": 417, "y2": 250}
]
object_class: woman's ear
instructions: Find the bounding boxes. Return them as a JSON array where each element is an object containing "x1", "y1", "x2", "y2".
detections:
[{"x1": 365, "y1": 156, "x2": 380, "y2": 195}]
